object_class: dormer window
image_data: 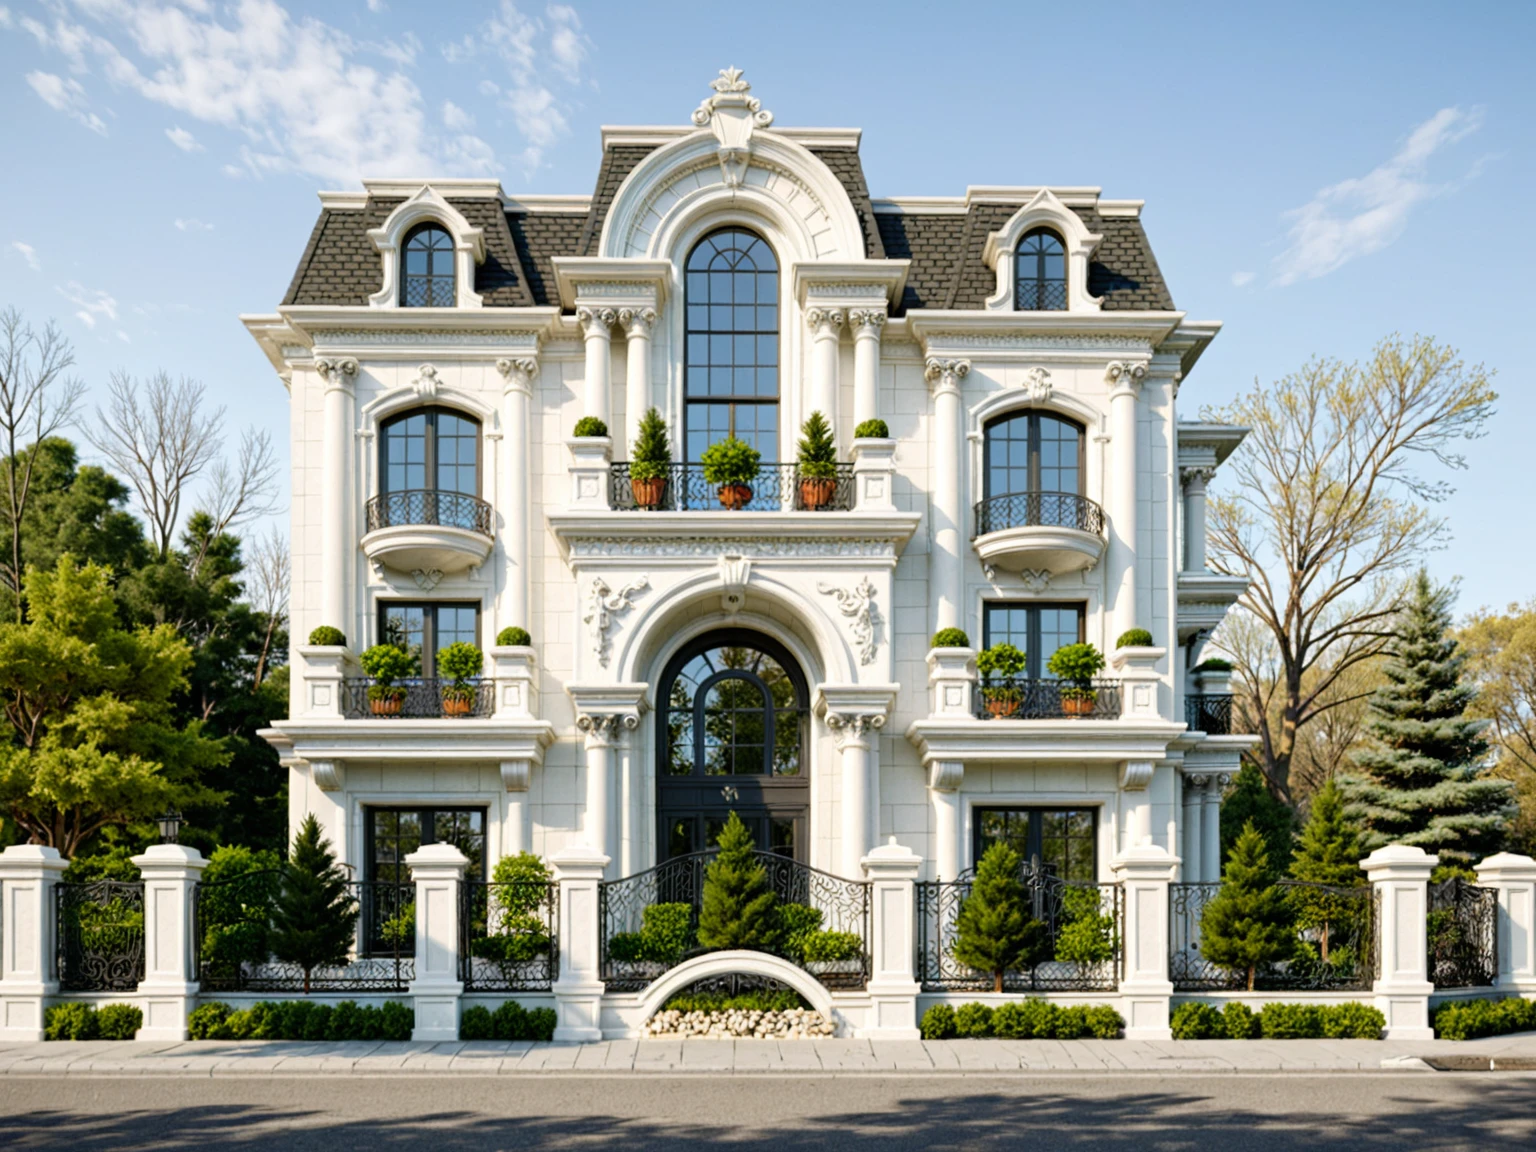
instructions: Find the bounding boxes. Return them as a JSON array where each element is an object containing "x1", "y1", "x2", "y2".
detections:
[
  {"x1": 401, "y1": 224, "x2": 455, "y2": 307},
  {"x1": 1015, "y1": 228, "x2": 1066, "y2": 311}
]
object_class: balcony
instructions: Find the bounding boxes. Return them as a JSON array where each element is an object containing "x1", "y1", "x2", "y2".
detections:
[
  {"x1": 971, "y1": 491, "x2": 1106, "y2": 575},
  {"x1": 972, "y1": 677, "x2": 1122, "y2": 721},
  {"x1": 608, "y1": 462, "x2": 855, "y2": 512},
  {"x1": 341, "y1": 678, "x2": 497, "y2": 719},
  {"x1": 1185, "y1": 693, "x2": 1234, "y2": 735},
  {"x1": 361, "y1": 490, "x2": 494, "y2": 576}
]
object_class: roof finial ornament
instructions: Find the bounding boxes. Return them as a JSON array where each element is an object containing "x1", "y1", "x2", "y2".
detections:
[{"x1": 692, "y1": 67, "x2": 774, "y2": 189}]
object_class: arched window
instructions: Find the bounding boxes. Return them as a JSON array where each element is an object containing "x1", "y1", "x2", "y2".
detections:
[
  {"x1": 657, "y1": 630, "x2": 808, "y2": 862},
  {"x1": 1015, "y1": 228, "x2": 1066, "y2": 311},
  {"x1": 401, "y1": 224, "x2": 455, "y2": 307},
  {"x1": 684, "y1": 229, "x2": 779, "y2": 462},
  {"x1": 978, "y1": 410, "x2": 1087, "y2": 534},
  {"x1": 377, "y1": 407, "x2": 482, "y2": 529}
]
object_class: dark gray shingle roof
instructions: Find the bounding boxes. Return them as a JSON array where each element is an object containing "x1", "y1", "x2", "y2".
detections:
[
  {"x1": 808, "y1": 146, "x2": 884, "y2": 260},
  {"x1": 508, "y1": 211, "x2": 587, "y2": 306}
]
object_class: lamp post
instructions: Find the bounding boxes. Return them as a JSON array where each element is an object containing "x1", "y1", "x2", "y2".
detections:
[{"x1": 156, "y1": 810, "x2": 183, "y2": 845}]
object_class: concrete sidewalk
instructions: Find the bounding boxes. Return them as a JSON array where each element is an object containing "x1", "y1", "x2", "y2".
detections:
[{"x1": 3, "y1": 1033, "x2": 1536, "y2": 1076}]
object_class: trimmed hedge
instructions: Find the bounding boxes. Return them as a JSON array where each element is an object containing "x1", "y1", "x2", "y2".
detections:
[
  {"x1": 45, "y1": 1002, "x2": 142, "y2": 1040},
  {"x1": 573, "y1": 417, "x2": 609, "y2": 438},
  {"x1": 307, "y1": 626, "x2": 346, "y2": 647},
  {"x1": 1115, "y1": 628, "x2": 1154, "y2": 649},
  {"x1": 930, "y1": 628, "x2": 971, "y2": 649},
  {"x1": 920, "y1": 1000, "x2": 1124, "y2": 1040},
  {"x1": 1170, "y1": 1000, "x2": 1383, "y2": 1040},
  {"x1": 854, "y1": 419, "x2": 889, "y2": 439},
  {"x1": 459, "y1": 1002, "x2": 557, "y2": 1042},
  {"x1": 496, "y1": 626, "x2": 532, "y2": 647},
  {"x1": 663, "y1": 989, "x2": 807, "y2": 1014},
  {"x1": 1433, "y1": 997, "x2": 1536, "y2": 1041},
  {"x1": 187, "y1": 1000, "x2": 413, "y2": 1041}
]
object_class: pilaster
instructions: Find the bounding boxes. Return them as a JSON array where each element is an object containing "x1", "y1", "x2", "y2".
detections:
[
  {"x1": 818, "y1": 685, "x2": 896, "y2": 879},
  {"x1": 860, "y1": 837, "x2": 923, "y2": 1039},
  {"x1": 1363, "y1": 843, "x2": 1437, "y2": 1040},
  {"x1": 496, "y1": 354, "x2": 539, "y2": 628},
  {"x1": 131, "y1": 843, "x2": 208, "y2": 1040},
  {"x1": 0, "y1": 845, "x2": 68, "y2": 1041},
  {"x1": 806, "y1": 306, "x2": 844, "y2": 430},
  {"x1": 315, "y1": 356, "x2": 358, "y2": 641},
  {"x1": 1111, "y1": 841, "x2": 1177, "y2": 1039},
  {"x1": 405, "y1": 842, "x2": 469, "y2": 1041},
  {"x1": 1475, "y1": 852, "x2": 1536, "y2": 995},
  {"x1": 848, "y1": 308, "x2": 886, "y2": 429},
  {"x1": 551, "y1": 845, "x2": 610, "y2": 1042},
  {"x1": 925, "y1": 357, "x2": 969, "y2": 634},
  {"x1": 1104, "y1": 359, "x2": 1146, "y2": 648},
  {"x1": 578, "y1": 306, "x2": 616, "y2": 430}
]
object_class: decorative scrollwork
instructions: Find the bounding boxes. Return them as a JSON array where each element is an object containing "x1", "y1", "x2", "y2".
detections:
[
  {"x1": 55, "y1": 880, "x2": 145, "y2": 992},
  {"x1": 585, "y1": 575, "x2": 650, "y2": 668},
  {"x1": 1428, "y1": 877, "x2": 1498, "y2": 989},
  {"x1": 818, "y1": 576, "x2": 879, "y2": 666},
  {"x1": 460, "y1": 880, "x2": 560, "y2": 992}
]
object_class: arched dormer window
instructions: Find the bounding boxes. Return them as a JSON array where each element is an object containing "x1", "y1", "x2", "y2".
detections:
[
  {"x1": 401, "y1": 224, "x2": 456, "y2": 307},
  {"x1": 684, "y1": 229, "x2": 779, "y2": 463},
  {"x1": 374, "y1": 407, "x2": 486, "y2": 532},
  {"x1": 1015, "y1": 229, "x2": 1066, "y2": 311}
]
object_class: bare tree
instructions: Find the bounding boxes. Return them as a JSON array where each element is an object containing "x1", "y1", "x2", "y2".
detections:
[
  {"x1": 87, "y1": 371, "x2": 224, "y2": 560},
  {"x1": 190, "y1": 427, "x2": 280, "y2": 577},
  {"x1": 1205, "y1": 335, "x2": 1495, "y2": 803},
  {"x1": 1459, "y1": 602, "x2": 1536, "y2": 777},
  {"x1": 247, "y1": 526, "x2": 290, "y2": 690},
  {"x1": 0, "y1": 309, "x2": 85, "y2": 616}
]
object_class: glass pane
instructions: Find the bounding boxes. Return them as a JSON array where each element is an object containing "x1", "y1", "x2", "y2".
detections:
[
  {"x1": 770, "y1": 819, "x2": 796, "y2": 858},
  {"x1": 985, "y1": 413, "x2": 1031, "y2": 499},
  {"x1": 669, "y1": 818, "x2": 697, "y2": 860},
  {"x1": 381, "y1": 605, "x2": 426, "y2": 674},
  {"x1": 1038, "y1": 607, "x2": 1081, "y2": 679}
]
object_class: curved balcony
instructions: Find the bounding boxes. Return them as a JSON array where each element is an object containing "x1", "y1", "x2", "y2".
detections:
[
  {"x1": 361, "y1": 489, "x2": 493, "y2": 576},
  {"x1": 972, "y1": 491, "x2": 1106, "y2": 575}
]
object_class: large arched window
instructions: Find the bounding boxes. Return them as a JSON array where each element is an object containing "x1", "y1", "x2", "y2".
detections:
[
  {"x1": 977, "y1": 410, "x2": 1088, "y2": 534},
  {"x1": 657, "y1": 631, "x2": 808, "y2": 862},
  {"x1": 401, "y1": 224, "x2": 455, "y2": 307},
  {"x1": 1015, "y1": 228, "x2": 1066, "y2": 311},
  {"x1": 377, "y1": 407, "x2": 483, "y2": 530},
  {"x1": 684, "y1": 229, "x2": 779, "y2": 461}
]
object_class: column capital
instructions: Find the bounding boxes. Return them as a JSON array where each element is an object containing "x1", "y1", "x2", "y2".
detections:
[
  {"x1": 825, "y1": 709, "x2": 887, "y2": 749},
  {"x1": 848, "y1": 308, "x2": 887, "y2": 336},
  {"x1": 1105, "y1": 359, "x2": 1148, "y2": 397},
  {"x1": 315, "y1": 356, "x2": 359, "y2": 392},
  {"x1": 806, "y1": 306, "x2": 845, "y2": 337},
  {"x1": 577, "y1": 306, "x2": 617, "y2": 337},
  {"x1": 618, "y1": 306, "x2": 657, "y2": 337},
  {"x1": 924, "y1": 357, "x2": 970, "y2": 394},
  {"x1": 496, "y1": 355, "x2": 539, "y2": 393},
  {"x1": 1180, "y1": 464, "x2": 1216, "y2": 488},
  {"x1": 576, "y1": 710, "x2": 638, "y2": 749}
]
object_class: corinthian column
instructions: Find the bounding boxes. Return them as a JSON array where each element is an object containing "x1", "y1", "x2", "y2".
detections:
[
  {"x1": 925, "y1": 358, "x2": 970, "y2": 634},
  {"x1": 827, "y1": 710, "x2": 886, "y2": 879},
  {"x1": 1105, "y1": 360, "x2": 1147, "y2": 645},
  {"x1": 620, "y1": 308, "x2": 657, "y2": 452},
  {"x1": 578, "y1": 307, "x2": 616, "y2": 431},
  {"x1": 315, "y1": 357, "x2": 358, "y2": 635},
  {"x1": 806, "y1": 307, "x2": 844, "y2": 429},
  {"x1": 576, "y1": 712, "x2": 632, "y2": 877},
  {"x1": 1181, "y1": 465, "x2": 1214, "y2": 573},
  {"x1": 496, "y1": 355, "x2": 538, "y2": 630},
  {"x1": 849, "y1": 309, "x2": 886, "y2": 430}
]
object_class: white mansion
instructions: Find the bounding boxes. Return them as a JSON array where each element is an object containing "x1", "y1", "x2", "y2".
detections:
[{"x1": 245, "y1": 69, "x2": 1252, "y2": 897}]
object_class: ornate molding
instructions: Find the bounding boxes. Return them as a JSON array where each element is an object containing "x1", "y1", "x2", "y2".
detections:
[
  {"x1": 575, "y1": 710, "x2": 639, "y2": 748},
  {"x1": 411, "y1": 363, "x2": 440, "y2": 398},
  {"x1": 924, "y1": 357, "x2": 971, "y2": 395},
  {"x1": 818, "y1": 576, "x2": 879, "y2": 666},
  {"x1": 1105, "y1": 360, "x2": 1149, "y2": 392},
  {"x1": 825, "y1": 710, "x2": 886, "y2": 748},
  {"x1": 928, "y1": 334, "x2": 1151, "y2": 351},
  {"x1": 1180, "y1": 464, "x2": 1217, "y2": 487},
  {"x1": 718, "y1": 553, "x2": 751, "y2": 613},
  {"x1": 411, "y1": 568, "x2": 445, "y2": 591},
  {"x1": 619, "y1": 307, "x2": 657, "y2": 338},
  {"x1": 309, "y1": 759, "x2": 343, "y2": 791},
  {"x1": 576, "y1": 306, "x2": 618, "y2": 338},
  {"x1": 311, "y1": 328, "x2": 541, "y2": 348},
  {"x1": 574, "y1": 282, "x2": 656, "y2": 299},
  {"x1": 805, "y1": 307, "x2": 845, "y2": 337},
  {"x1": 314, "y1": 356, "x2": 359, "y2": 392},
  {"x1": 1121, "y1": 760, "x2": 1156, "y2": 791},
  {"x1": 928, "y1": 760, "x2": 964, "y2": 793},
  {"x1": 584, "y1": 575, "x2": 649, "y2": 667},
  {"x1": 691, "y1": 66, "x2": 774, "y2": 189},
  {"x1": 1021, "y1": 366, "x2": 1052, "y2": 403},
  {"x1": 808, "y1": 283, "x2": 888, "y2": 301},
  {"x1": 500, "y1": 759, "x2": 531, "y2": 792},
  {"x1": 566, "y1": 537, "x2": 898, "y2": 560},
  {"x1": 1018, "y1": 569, "x2": 1052, "y2": 594},
  {"x1": 495, "y1": 355, "x2": 539, "y2": 393},
  {"x1": 848, "y1": 309, "x2": 887, "y2": 336}
]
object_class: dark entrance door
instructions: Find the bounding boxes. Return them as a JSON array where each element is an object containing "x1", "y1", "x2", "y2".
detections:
[{"x1": 656, "y1": 630, "x2": 810, "y2": 863}]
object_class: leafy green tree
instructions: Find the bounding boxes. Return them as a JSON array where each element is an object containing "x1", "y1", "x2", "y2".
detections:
[
  {"x1": 1200, "y1": 821, "x2": 1296, "y2": 991},
  {"x1": 696, "y1": 812, "x2": 777, "y2": 950},
  {"x1": 1220, "y1": 762, "x2": 1296, "y2": 872},
  {"x1": 0, "y1": 555, "x2": 225, "y2": 853},
  {"x1": 269, "y1": 815, "x2": 357, "y2": 993},
  {"x1": 1288, "y1": 780, "x2": 1364, "y2": 962},
  {"x1": 952, "y1": 842, "x2": 1049, "y2": 992},
  {"x1": 1339, "y1": 570, "x2": 1514, "y2": 863}
]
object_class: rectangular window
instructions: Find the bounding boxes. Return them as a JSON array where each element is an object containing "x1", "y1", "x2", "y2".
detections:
[
  {"x1": 974, "y1": 807, "x2": 1097, "y2": 884},
  {"x1": 982, "y1": 602, "x2": 1085, "y2": 680},
  {"x1": 378, "y1": 601, "x2": 480, "y2": 673},
  {"x1": 366, "y1": 806, "x2": 487, "y2": 883}
]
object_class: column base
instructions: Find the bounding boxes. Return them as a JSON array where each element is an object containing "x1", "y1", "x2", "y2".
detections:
[
  {"x1": 553, "y1": 980, "x2": 605, "y2": 1043},
  {"x1": 0, "y1": 983, "x2": 54, "y2": 1042},
  {"x1": 1375, "y1": 986, "x2": 1434, "y2": 1041},
  {"x1": 860, "y1": 980, "x2": 921, "y2": 1040},
  {"x1": 409, "y1": 984, "x2": 464, "y2": 1042},
  {"x1": 1119, "y1": 983, "x2": 1173, "y2": 1040}
]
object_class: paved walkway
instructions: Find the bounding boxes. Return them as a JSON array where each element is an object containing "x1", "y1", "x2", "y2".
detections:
[{"x1": 3, "y1": 1034, "x2": 1536, "y2": 1076}]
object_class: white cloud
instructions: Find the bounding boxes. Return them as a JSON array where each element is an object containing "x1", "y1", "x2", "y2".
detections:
[
  {"x1": 11, "y1": 242, "x2": 40, "y2": 271},
  {"x1": 175, "y1": 218, "x2": 214, "y2": 232},
  {"x1": 165, "y1": 125, "x2": 202, "y2": 151},
  {"x1": 442, "y1": 100, "x2": 474, "y2": 132},
  {"x1": 116, "y1": 330, "x2": 130, "y2": 343},
  {"x1": 1273, "y1": 106, "x2": 1484, "y2": 285},
  {"x1": 546, "y1": 5, "x2": 589, "y2": 82},
  {"x1": 26, "y1": 71, "x2": 107, "y2": 134},
  {"x1": 57, "y1": 281, "x2": 119, "y2": 329},
  {"x1": 1231, "y1": 271, "x2": 1255, "y2": 288},
  {"x1": 0, "y1": 8, "x2": 13, "y2": 30},
  {"x1": 367, "y1": 0, "x2": 387, "y2": 11}
]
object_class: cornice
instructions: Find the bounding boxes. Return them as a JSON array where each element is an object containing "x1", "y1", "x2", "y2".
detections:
[
  {"x1": 791, "y1": 261, "x2": 909, "y2": 308},
  {"x1": 264, "y1": 719, "x2": 555, "y2": 762},
  {"x1": 552, "y1": 257, "x2": 673, "y2": 310},
  {"x1": 548, "y1": 516, "x2": 921, "y2": 562},
  {"x1": 910, "y1": 311, "x2": 1184, "y2": 355},
  {"x1": 904, "y1": 718, "x2": 1188, "y2": 766}
]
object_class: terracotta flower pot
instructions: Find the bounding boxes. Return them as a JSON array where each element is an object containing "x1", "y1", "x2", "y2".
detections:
[
  {"x1": 370, "y1": 695, "x2": 404, "y2": 717},
  {"x1": 1061, "y1": 694, "x2": 1096, "y2": 717},
  {"x1": 799, "y1": 476, "x2": 836, "y2": 510},
  {"x1": 442, "y1": 695, "x2": 474, "y2": 718},
  {"x1": 718, "y1": 483, "x2": 753, "y2": 511},
  {"x1": 630, "y1": 475, "x2": 667, "y2": 510},
  {"x1": 984, "y1": 695, "x2": 1020, "y2": 719}
]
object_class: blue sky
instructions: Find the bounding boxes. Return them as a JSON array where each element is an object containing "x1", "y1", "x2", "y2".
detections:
[{"x1": 1, "y1": 0, "x2": 1531, "y2": 613}]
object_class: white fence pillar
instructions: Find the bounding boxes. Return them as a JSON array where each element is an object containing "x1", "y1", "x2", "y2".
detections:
[
  {"x1": 551, "y1": 844, "x2": 609, "y2": 1042},
  {"x1": 405, "y1": 843, "x2": 468, "y2": 1042},
  {"x1": 1475, "y1": 852, "x2": 1536, "y2": 996},
  {"x1": 0, "y1": 845, "x2": 68, "y2": 1041},
  {"x1": 860, "y1": 838, "x2": 922, "y2": 1039},
  {"x1": 132, "y1": 844, "x2": 208, "y2": 1041},
  {"x1": 1363, "y1": 843, "x2": 1436, "y2": 1040},
  {"x1": 1112, "y1": 842, "x2": 1176, "y2": 1039}
]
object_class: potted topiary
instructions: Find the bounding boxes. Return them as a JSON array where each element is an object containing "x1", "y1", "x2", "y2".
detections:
[
  {"x1": 496, "y1": 626, "x2": 532, "y2": 647},
  {"x1": 359, "y1": 643, "x2": 417, "y2": 717},
  {"x1": 796, "y1": 411, "x2": 838, "y2": 510},
  {"x1": 572, "y1": 416, "x2": 608, "y2": 438},
  {"x1": 931, "y1": 628, "x2": 971, "y2": 649},
  {"x1": 1047, "y1": 642, "x2": 1106, "y2": 717},
  {"x1": 854, "y1": 418, "x2": 889, "y2": 440},
  {"x1": 628, "y1": 407, "x2": 672, "y2": 511},
  {"x1": 975, "y1": 642, "x2": 1026, "y2": 718},
  {"x1": 307, "y1": 626, "x2": 346, "y2": 647},
  {"x1": 699, "y1": 436, "x2": 761, "y2": 510},
  {"x1": 436, "y1": 641, "x2": 484, "y2": 718}
]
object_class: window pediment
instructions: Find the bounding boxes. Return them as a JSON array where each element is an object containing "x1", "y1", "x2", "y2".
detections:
[
  {"x1": 982, "y1": 189, "x2": 1103, "y2": 313},
  {"x1": 367, "y1": 186, "x2": 486, "y2": 309}
]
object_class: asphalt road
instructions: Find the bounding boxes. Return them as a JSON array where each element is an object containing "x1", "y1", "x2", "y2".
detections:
[{"x1": 3, "y1": 1073, "x2": 1533, "y2": 1150}]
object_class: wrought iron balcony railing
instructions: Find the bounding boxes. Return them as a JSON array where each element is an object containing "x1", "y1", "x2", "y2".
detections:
[
  {"x1": 365, "y1": 489, "x2": 493, "y2": 535},
  {"x1": 972, "y1": 491, "x2": 1105, "y2": 538},
  {"x1": 342, "y1": 677, "x2": 496, "y2": 719},
  {"x1": 608, "y1": 462, "x2": 855, "y2": 512},
  {"x1": 1185, "y1": 693, "x2": 1234, "y2": 735},
  {"x1": 973, "y1": 677, "x2": 1121, "y2": 720}
]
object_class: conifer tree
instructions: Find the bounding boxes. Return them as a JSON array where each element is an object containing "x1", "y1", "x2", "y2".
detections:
[
  {"x1": 269, "y1": 814, "x2": 358, "y2": 993},
  {"x1": 951, "y1": 842, "x2": 1049, "y2": 993},
  {"x1": 1220, "y1": 762, "x2": 1296, "y2": 873},
  {"x1": 1288, "y1": 779, "x2": 1364, "y2": 962},
  {"x1": 1338, "y1": 570, "x2": 1514, "y2": 864},
  {"x1": 696, "y1": 812, "x2": 778, "y2": 950},
  {"x1": 1200, "y1": 821, "x2": 1295, "y2": 991}
]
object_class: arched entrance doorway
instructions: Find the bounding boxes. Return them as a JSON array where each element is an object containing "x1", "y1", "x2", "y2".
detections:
[{"x1": 656, "y1": 629, "x2": 810, "y2": 863}]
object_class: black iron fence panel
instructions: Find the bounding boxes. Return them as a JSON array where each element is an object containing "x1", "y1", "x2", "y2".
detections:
[
  {"x1": 1428, "y1": 877, "x2": 1498, "y2": 989},
  {"x1": 365, "y1": 489, "x2": 492, "y2": 535},
  {"x1": 341, "y1": 678, "x2": 496, "y2": 719},
  {"x1": 598, "y1": 850, "x2": 870, "y2": 993},
  {"x1": 973, "y1": 678, "x2": 1121, "y2": 720},
  {"x1": 609, "y1": 462, "x2": 855, "y2": 513},
  {"x1": 972, "y1": 491, "x2": 1105, "y2": 538},
  {"x1": 55, "y1": 880, "x2": 145, "y2": 992},
  {"x1": 1169, "y1": 880, "x2": 1376, "y2": 991},
  {"x1": 194, "y1": 872, "x2": 415, "y2": 993},
  {"x1": 915, "y1": 865, "x2": 1122, "y2": 992},
  {"x1": 1186, "y1": 694, "x2": 1234, "y2": 735},
  {"x1": 460, "y1": 880, "x2": 559, "y2": 991}
]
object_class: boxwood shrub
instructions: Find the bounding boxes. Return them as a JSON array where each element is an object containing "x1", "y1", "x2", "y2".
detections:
[
  {"x1": 930, "y1": 628, "x2": 971, "y2": 649},
  {"x1": 459, "y1": 1002, "x2": 557, "y2": 1041},
  {"x1": 307, "y1": 626, "x2": 346, "y2": 647},
  {"x1": 920, "y1": 1000, "x2": 1124, "y2": 1040},
  {"x1": 43, "y1": 1002, "x2": 142, "y2": 1040},
  {"x1": 1433, "y1": 997, "x2": 1536, "y2": 1041},
  {"x1": 854, "y1": 419, "x2": 889, "y2": 439},
  {"x1": 186, "y1": 1000, "x2": 414, "y2": 1041},
  {"x1": 1170, "y1": 1001, "x2": 1383, "y2": 1040}
]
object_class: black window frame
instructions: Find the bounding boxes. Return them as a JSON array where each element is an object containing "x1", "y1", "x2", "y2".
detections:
[
  {"x1": 1014, "y1": 227, "x2": 1067, "y2": 312},
  {"x1": 982, "y1": 601, "x2": 1086, "y2": 681},
  {"x1": 379, "y1": 406, "x2": 482, "y2": 499},
  {"x1": 365, "y1": 805, "x2": 489, "y2": 884},
  {"x1": 972, "y1": 806, "x2": 1098, "y2": 883},
  {"x1": 400, "y1": 223, "x2": 456, "y2": 308},
  {"x1": 982, "y1": 410, "x2": 1085, "y2": 500},
  {"x1": 376, "y1": 600, "x2": 481, "y2": 672}
]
